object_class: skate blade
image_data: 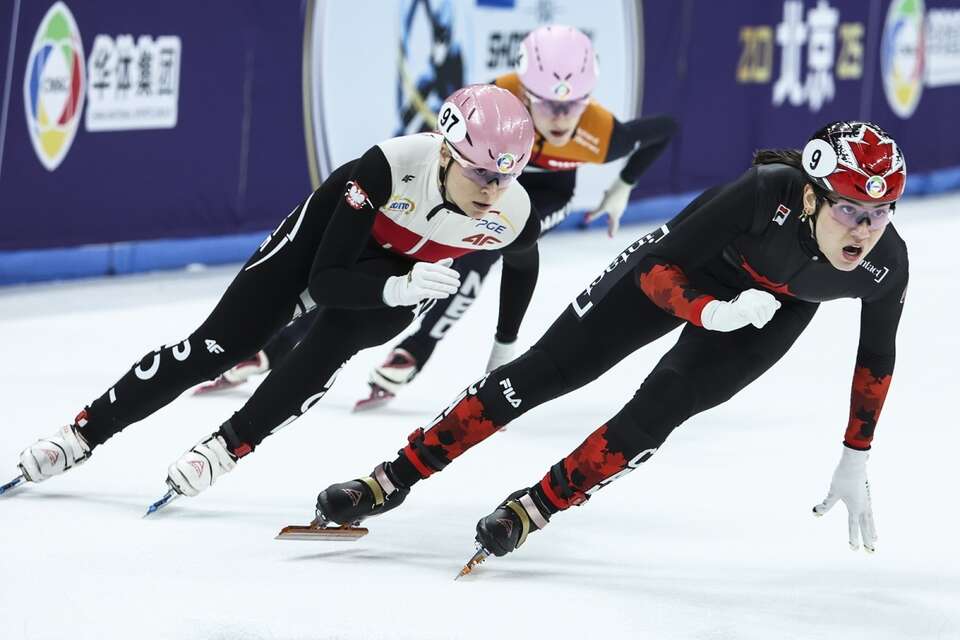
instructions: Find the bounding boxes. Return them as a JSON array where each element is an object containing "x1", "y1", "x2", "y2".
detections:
[
  {"x1": 455, "y1": 546, "x2": 491, "y2": 580},
  {"x1": 143, "y1": 488, "x2": 180, "y2": 517},
  {"x1": 193, "y1": 378, "x2": 243, "y2": 395},
  {"x1": 352, "y1": 390, "x2": 395, "y2": 413},
  {"x1": 0, "y1": 475, "x2": 25, "y2": 497},
  {"x1": 275, "y1": 523, "x2": 369, "y2": 541}
]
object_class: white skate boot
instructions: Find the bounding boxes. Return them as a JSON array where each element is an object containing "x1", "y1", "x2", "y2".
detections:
[
  {"x1": 166, "y1": 433, "x2": 237, "y2": 497},
  {"x1": 194, "y1": 351, "x2": 270, "y2": 394},
  {"x1": 353, "y1": 348, "x2": 420, "y2": 412},
  {"x1": 18, "y1": 423, "x2": 92, "y2": 483}
]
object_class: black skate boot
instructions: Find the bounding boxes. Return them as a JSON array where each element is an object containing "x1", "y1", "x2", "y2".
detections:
[
  {"x1": 456, "y1": 488, "x2": 552, "y2": 578},
  {"x1": 315, "y1": 462, "x2": 410, "y2": 526}
]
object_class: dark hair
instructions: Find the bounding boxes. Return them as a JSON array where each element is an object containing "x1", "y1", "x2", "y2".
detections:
[
  {"x1": 752, "y1": 148, "x2": 834, "y2": 217},
  {"x1": 752, "y1": 148, "x2": 803, "y2": 169}
]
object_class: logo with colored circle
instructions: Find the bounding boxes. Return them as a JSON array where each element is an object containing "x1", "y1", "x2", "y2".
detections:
[
  {"x1": 865, "y1": 175, "x2": 888, "y2": 199},
  {"x1": 880, "y1": 0, "x2": 925, "y2": 119},
  {"x1": 23, "y1": 2, "x2": 85, "y2": 171},
  {"x1": 386, "y1": 196, "x2": 416, "y2": 214},
  {"x1": 552, "y1": 81, "x2": 572, "y2": 100},
  {"x1": 496, "y1": 153, "x2": 517, "y2": 174}
]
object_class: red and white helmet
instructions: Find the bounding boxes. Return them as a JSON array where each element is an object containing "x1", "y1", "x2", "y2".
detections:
[
  {"x1": 437, "y1": 84, "x2": 535, "y2": 178},
  {"x1": 801, "y1": 121, "x2": 906, "y2": 204}
]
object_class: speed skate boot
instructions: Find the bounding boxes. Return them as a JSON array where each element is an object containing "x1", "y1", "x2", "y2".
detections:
[
  {"x1": 457, "y1": 488, "x2": 551, "y2": 578},
  {"x1": 17, "y1": 418, "x2": 92, "y2": 484},
  {"x1": 353, "y1": 349, "x2": 420, "y2": 411},
  {"x1": 166, "y1": 432, "x2": 240, "y2": 497},
  {"x1": 194, "y1": 351, "x2": 270, "y2": 394},
  {"x1": 315, "y1": 462, "x2": 410, "y2": 526}
]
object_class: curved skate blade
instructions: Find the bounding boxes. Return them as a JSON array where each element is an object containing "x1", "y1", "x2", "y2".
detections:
[
  {"x1": 193, "y1": 377, "x2": 243, "y2": 395},
  {"x1": 455, "y1": 546, "x2": 491, "y2": 580},
  {"x1": 275, "y1": 521, "x2": 369, "y2": 541},
  {"x1": 143, "y1": 489, "x2": 180, "y2": 517},
  {"x1": 352, "y1": 384, "x2": 395, "y2": 413},
  {"x1": 0, "y1": 475, "x2": 25, "y2": 496}
]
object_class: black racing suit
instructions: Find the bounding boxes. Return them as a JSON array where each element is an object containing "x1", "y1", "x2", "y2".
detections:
[
  {"x1": 259, "y1": 115, "x2": 678, "y2": 374},
  {"x1": 385, "y1": 162, "x2": 909, "y2": 516},
  {"x1": 75, "y1": 145, "x2": 540, "y2": 456}
]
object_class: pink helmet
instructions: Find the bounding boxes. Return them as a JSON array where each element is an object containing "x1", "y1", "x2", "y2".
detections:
[
  {"x1": 517, "y1": 25, "x2": 598, "y2": 101},
  {"x1": 437, "y1": 84, "x2": 535, "y2": 179}
]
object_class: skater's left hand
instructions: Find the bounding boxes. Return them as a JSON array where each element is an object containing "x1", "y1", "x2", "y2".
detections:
[
  {"x1": 584, "y1": 176, "x2": 633, "y2": 238},
  {"x1": 812, "y1": 445, "x2": 877, "y2": 553},
  {"x1": 485, "y1": 338, "x2": 516, "y2": 372}
]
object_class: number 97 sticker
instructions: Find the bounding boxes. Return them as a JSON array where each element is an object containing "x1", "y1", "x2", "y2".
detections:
[
  {"x1": 801, "y1": 138, "x2": 838, "y2": 178},
  {"x1": 437, "y1": 102, "x2": 467, "y2": 143}
]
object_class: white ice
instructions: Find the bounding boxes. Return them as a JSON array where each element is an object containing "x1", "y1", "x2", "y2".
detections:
[{"x1": 1, "y1": 195, "x2": 959, "y2": 640}]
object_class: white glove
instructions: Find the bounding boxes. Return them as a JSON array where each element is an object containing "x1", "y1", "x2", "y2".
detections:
[
  {"x1": 813, "y1": 446, "x2": 877, "y2": 553},
  {"x1": 382, "y1": 258, "x2": 460, "y2": 307},
  {"x1": 584, "y1": 176, "x2": 633, "y2": 238},
  {"x1": 699, "y1": 289, "x2": 781, "y2": 332},
  {"x1": 485, "y1": 338, "x2": 516, "y2": 372}
]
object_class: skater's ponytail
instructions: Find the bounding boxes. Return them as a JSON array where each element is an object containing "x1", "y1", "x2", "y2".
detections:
[{"x1": 752, "y1": 148, "x2": 803, "y2": 170}]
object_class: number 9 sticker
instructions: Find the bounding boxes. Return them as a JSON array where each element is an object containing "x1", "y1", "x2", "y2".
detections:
[
  {"x1": 801, "y1": 138, "x2": 838, "y2": 178},
  {"x1": 437, "y1": 102, "x2": 467, "y2": 143}
]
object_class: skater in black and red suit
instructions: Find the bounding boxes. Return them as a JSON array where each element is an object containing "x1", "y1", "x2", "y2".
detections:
[{"x1": 314, "y1": 121, "x2": 909, "y2": 571}]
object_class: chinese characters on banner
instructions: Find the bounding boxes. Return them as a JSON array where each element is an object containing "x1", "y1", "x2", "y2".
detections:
[{"x1": 85, "y1": 35, "x2": 181, "y2": 131}]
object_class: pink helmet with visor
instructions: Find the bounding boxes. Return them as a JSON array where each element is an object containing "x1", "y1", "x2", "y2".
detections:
[
  {"x1": 517, "y1": 25, "x2": 598, "y2": 111},
  {"x1": 437, "y1": 84, "x2": 535, "y2": 186}
]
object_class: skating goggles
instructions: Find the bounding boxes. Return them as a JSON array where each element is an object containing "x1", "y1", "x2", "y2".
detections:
[
  {"x1": 445, "y1": 142, "x2": 521, "y2": 187},
  {"x1": 524, "y1": 90, "x2": 590, "y2": 118},
  {"x1": 824, "y1": 195, "x2": 894, "y2": 229}
]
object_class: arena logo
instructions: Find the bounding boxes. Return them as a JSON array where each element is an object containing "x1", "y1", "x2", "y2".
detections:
[
  {"x1": 881, "y1": 0, "x2": 925, "y2": 118},
  {"x1": 737, "y1": 0, "x2": 866, "y2": 112},
  {"x1": 23, "y1": 2, "x2": 86, "y2": 171},
  {"x1": 881, "y1": 0, "x2": 960, "y2": 118}
]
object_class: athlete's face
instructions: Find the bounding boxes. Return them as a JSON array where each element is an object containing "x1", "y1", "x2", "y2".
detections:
[
  {"x1": 440, "y1": 146, "x2": 512, "y2": 219},
  {"x1": 523, "y1": 92, "x2": 588, "y2": 147},
  {"x1": 807, "y1": 184, "x2": 889, "y2": 272}
]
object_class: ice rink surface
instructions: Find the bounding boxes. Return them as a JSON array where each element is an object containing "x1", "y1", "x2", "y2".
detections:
[{"x1": 1, "y1": 194, "x2": 959, "y2": 640}]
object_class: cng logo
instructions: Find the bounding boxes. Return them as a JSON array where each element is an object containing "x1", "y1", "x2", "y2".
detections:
[{"x1": 24, "y1": 2, "x2": 86, "y2": 171}]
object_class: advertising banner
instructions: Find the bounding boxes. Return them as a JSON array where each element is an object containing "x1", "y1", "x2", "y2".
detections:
[
  {"x1": 1, "y1": 0, "x2": 958, "y2": 284},
  {"x1": 0, "y1": 0, "x2": 309, "y2": 252}
]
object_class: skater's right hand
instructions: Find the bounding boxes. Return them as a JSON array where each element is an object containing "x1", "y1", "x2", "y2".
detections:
[
  {"x1": 699, "y1": 289, "x2": 780, "y2": 332},
  {"x1": 383, "y1": 258, "x2": 461, "y2": 307}
]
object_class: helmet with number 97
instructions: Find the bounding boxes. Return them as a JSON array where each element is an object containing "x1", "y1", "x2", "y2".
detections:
[
  {"x1": 437, "y1": 84, "x2": 535, "y2": 179},
  {"x1": 517, "y1": 25, "x2": 598, "y2": 102},
  {"x1": 801, "y1": 121, "x2": 906, "y2": 204}
]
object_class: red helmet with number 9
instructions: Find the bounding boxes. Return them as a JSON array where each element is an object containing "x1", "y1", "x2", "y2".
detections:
[
  {"x1": 801, "y1": 121, "x2": 906, "y2": 204},
  {"x1": 437, "y1": 85, "x2": 535, "y2": 179}
]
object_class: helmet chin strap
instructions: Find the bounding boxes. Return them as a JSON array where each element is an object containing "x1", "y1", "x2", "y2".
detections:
[{"x1": 437, "y1": 157, "x2": 466, "y2": 216}]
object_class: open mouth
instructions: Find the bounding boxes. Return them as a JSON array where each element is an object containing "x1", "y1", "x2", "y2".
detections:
[
  {"x1": 841, "y1": 244, "x2": 863, "y2": 261},
  {"x1": 550, "y1": 129, "x2": 568, "y2": 138}
]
